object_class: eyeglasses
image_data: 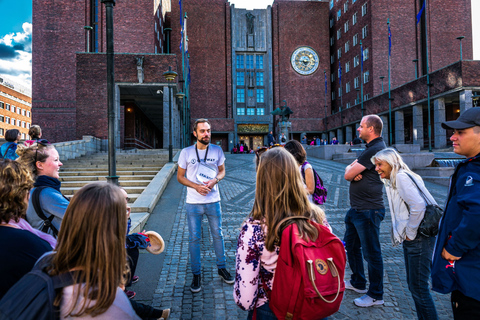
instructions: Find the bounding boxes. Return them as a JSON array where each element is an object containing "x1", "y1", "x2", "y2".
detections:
[
  {"x1": 255, "y1": 146, "x2": 268, "y2": 159},
  {"x1": 34, "y1": 139, "x2": 50, "y2": 164}
]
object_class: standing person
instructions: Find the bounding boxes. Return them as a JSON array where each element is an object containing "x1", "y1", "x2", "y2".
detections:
[
  {"x1": 431, "y1": 107, "x2": 480, "y2": 320},
  {"x1": 372, "y1": 148, "x2": 438, "y2": 320},
  {"x1": 343, "y1": 115, "x2": 386, "y2": 307},
  {"x1": 279, "y1": 133, "x2": 287, "y2": 145},
  {"x1": 267, "y1": 131, "x2": 275, "y2": 146},
  {"x1": 17, "y1": 142, "x2": 68, "y2": 237},
  {"x1": 331, "y1": 137, "x2": 339, "y2": 145},
  {"x1": 234, "y1": 147, "x2": 326, "y2": 318},
  {"x1": 24, "y1": 125, "x2": 43, "y2": 147},
  {"x1": 316, "y1": 136, "x2": 321, "y2": 145},
  {"x1": 0, "y1": 129, "x2": 21, "y2": 160},
  {"x1": 177, "y1": 118, "x2": 233, "y2": 293},
  {"x1": 301, "y1": 135, "x2": 307, "y2": 145}
]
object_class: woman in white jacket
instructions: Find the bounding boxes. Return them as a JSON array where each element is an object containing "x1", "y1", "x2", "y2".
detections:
[{"x1": 372, "y1": 148, "x2": 438, "y2": 320}]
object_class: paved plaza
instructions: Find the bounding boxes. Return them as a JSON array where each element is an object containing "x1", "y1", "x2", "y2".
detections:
[{"x1": 134, "y1": 153, "x2": 453, "y2": 320}]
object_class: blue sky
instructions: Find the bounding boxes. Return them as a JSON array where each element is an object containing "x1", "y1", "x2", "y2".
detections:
[{"x1": 0, "y1": 0, "x2": 477, "y2": 88}]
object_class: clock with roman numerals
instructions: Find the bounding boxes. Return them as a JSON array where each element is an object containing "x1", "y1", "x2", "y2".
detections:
[{"x1": 291, "y1": 47, "x2": 319, "y2": 75}]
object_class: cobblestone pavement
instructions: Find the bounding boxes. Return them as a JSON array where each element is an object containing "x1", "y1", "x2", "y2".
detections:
[{"x1": 150, "y1": 154, "x2": 452, "y2": 320}]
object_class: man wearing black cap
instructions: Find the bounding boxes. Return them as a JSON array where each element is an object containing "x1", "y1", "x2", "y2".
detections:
[{"x1": 431, "y1": 107, "x2": 480, "y2": 319}]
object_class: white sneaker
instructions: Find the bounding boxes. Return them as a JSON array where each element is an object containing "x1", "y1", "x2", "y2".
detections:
[
  {"x1": 354, "y1": 294, "x2": 384, "y2": 307},
  {"x1": 344, "y1": 280, "x2": 367, "y2": 294}
]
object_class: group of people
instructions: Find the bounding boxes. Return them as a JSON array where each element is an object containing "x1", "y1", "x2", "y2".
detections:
[{"x1": 0, "y1": 127, "x2": 170, "y2": 319}]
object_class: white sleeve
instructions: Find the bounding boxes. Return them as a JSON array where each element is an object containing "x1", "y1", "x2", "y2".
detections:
[
  {"x1": 177, "y1": 149, "x2": 188, "y2": 169},
  {"x1": 397, "y1": 173, "x2": 426, "y2": 239},
  {"x1": 217, "y1": 147, "x2": 226, "y2": 166}
]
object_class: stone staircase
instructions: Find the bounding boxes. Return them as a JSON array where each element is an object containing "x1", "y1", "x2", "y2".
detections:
[{"x1": 59, "y1": 151, "x2": 169, "y2": 203}]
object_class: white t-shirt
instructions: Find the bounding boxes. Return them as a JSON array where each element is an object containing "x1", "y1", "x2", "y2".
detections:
[{"x1": 178, "y1": 143, "x2": 225, "y2": 204}]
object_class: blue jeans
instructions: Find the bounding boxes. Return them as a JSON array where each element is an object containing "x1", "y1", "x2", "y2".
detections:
[
  {"x1": 344, "y1": 208, "x2": 385, "y2": 300},
  {"x1": 186, "y1": 202, "x2": 226, "y2": 275},
  {"x1": 403, "y1": 235, "x2": 438, "y2": 320}
]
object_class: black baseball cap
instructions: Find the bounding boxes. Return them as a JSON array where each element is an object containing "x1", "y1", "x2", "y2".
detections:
[{"x1": 441, "y1": 107, "x2": 480, "y2": 130}]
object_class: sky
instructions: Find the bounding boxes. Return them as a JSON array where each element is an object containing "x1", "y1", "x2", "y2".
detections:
[{"x1": 0, "y1": 0, "x2": 478, "y2": 89}]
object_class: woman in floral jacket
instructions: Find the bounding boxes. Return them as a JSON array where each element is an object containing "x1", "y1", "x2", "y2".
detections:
[{"x1": 234, "y1": 147, "x2": 325, "y2": 319}]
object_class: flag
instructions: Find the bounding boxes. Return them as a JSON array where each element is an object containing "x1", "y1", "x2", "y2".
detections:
[
  {"x1": 179, "y1": 0, "x2": 184, "y2": 51},
  {"x1": 361, "y1": 42, "x2": 364, "y2": 69},
  {"x1": 416, "y1": 0, "x2": 425, "y2": 24},
  {"x1": 339, "y1": 60, "x2": 341, "y2": 83},
  {"x1": 388, "y1": 23, "x2": 392, "y2": 56}
]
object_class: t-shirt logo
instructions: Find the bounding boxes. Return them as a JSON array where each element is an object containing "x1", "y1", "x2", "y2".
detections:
[{"x1": 191, "y1": 159, "x2": 197, "y2": 164}]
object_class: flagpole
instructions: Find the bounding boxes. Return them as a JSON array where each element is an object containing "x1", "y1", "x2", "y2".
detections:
[
  {"x1": 339, "y1": 60, "x2": 343, "y2": 141},
  {"x1": 425, "y1": 0, "x2": 432, "y2": 152},
  {"x1": 388, "y1": 19, "x2": 392, "y2": 146},
  {"x1": 360, "y1": 40, "x2": 364, "y2": 117},
  {"x1": 324, "y1": 70, "x2": 328, "y2": 137}
]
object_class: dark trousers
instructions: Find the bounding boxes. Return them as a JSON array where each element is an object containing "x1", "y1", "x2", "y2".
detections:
[
  {"x1": 130, "y1": 300, "x2": 164, "y2": 320},
  {"x1": 127, "y1": 247, "x2": 139, "y2": 286},
  {"x1": 344, "y1": 208, "x2": 385, "y2": 300},
  {"x1": 451, "y1": 290, "x2": 480, "y2": 320}
]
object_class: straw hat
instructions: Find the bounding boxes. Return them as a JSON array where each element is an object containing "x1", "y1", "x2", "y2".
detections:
[{"x1": 145, "y1": 231, "x2": 165, "y2": 255}]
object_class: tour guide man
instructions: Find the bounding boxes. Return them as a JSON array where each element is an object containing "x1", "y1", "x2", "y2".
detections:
[{"x1": 177, "y1": 118, "x2": 234, "y2": 293}]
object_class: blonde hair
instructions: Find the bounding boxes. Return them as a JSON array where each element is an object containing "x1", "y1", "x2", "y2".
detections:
[
  {"x1": 251, "y1": 147, "x2": 325, "y2": 251},
  {"x1": 50, "y1": 182, "x2": 128, "y2": 317},
  {"x1": 371, "y1": 148, "x2": 422, "y2": 188}
]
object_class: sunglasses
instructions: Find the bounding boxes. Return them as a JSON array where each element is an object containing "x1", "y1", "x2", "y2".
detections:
[
  {"x1": 34, "y1": 139, "x2": 50, "y2": 164},
  {"x1": 255, "y1": 146, "x2": 269, "y2": 159}
]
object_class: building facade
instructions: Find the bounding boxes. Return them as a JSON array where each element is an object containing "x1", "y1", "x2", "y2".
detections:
[
  {"x1": 0, "y1": 77, "x2": 32, "y2": 140},
  {"x1": 32, "y1": 0, "x2": 477, "y2": 151}
]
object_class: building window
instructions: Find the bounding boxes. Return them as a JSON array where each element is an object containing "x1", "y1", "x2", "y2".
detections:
[
  {"x1": 337, "y1": 10, "x2": 341, "y2": 21},
  {"x1": 247, "y1": 108, "x2": 255, "y2": 115},
  {"x1": 5, "y1": 104, "x2": 10, "y2": 111},
  {"x1": 353, "y1": 55, "x2": 360, "y2": 67},
  {"x1": 353, "y1": 33, "x2": 358, "y2": 46},
  {"x1": 345, "y1": 61, "x2": 350, "y2": 73},
  {"x1": 330, "y1": 18, "x2": 334, "y2": 28},
  {"x1": 364, "y1": 93, "x2": 370, "y2": 100},
  {"x1": 27, "y1": 111, "x2": 31, "y2": 117},
  {"x1": 256, "y1": 72, "x2": 264, "y2": 86},
  {"x1": 236, "y1": 55, "x2": 244, "y2": 69},
  {"x1": 354, "y1": 76, "x2": 359, "y2": 88},
  {"x1": 237, "y1": 89, "x2": 245, "y2": 103},
  {"x1": 364, "y1": 70, "x2": 370, "y2": 83},
  {"x1": 337, "y1": 29, "x2": 341, "y2": 40},
  {"x1": 11, "y1": 106, "x2": 15, "y2": 113},
  {"x1": 352, "y1": 12, "x2": 357, "y2": 25},
  {"x1": 331, "y1": 55, "x2": 335, "y2": 64},
  {"x1": 248, "y1": 89, "x2": 254, "y2": 98},
  {"x1": 363, "y1": 48, "x2": 369, "y2": 61},
  {"x1": 362, "y1": 3, "x2": 367, "y2": 16},
  {"x1": 5, "y1": 117, "x2": 9, "y2": 124},
  {"x1": 344, "y1": 2, "x2": 348, "y2": 13},
  {"x1": 256, "y1": 89, "x2": 264, "y2": 103},
  {"x1": 362, "y1": 25, "x2": 368, "y2": 39},
  {"x1": 246, "y1": 55, "x2": 254, "y2": 69},
  {"x1": 237, "y1": 107, "x2": 245, "y2": 115},
  {"x1": 338, "y1": 87, "x2": 342, "y2": 97},
  {"x1": 332, "y1": 92, "x2": 335, "y2": 100},
  {"x1": 346, "y1": 102, "x2": 351, "y2": 108},
  {"x1": 11, "y1": 119, "x2": 16, "y2": 126},
  {"x1": 337, "y1": 48, "x2": 342, "y2": 59},
  {"x1": 330, "y1": 37, "x2": 334, "y2": 46},
  {"x1": 344, "y1": 21, "x2": 349, "y2": 33},
  {"x1": 22, "y1": 121, "x2": 25, "y2": 128},
  {"x1": 330, "y1": 0, "x2": 334, "y2": 10},
  {"x1": 257, "y1": 108, "x2": 265, "y2": 115},
  {"x1": 0, "y1": 128, "x2": 3, "y2": 136},
  {"x1": 236, "y1": 72, "x2": 244, "y2": 86},
  {"x1": 0, "y1": 101, "x2": 3, "y2": 109},
  {"x1": 346, "y1": 82, "x2": 351, "y2": 93},
  {"x1": 256, "y1": 55, "x2": 264, "y2": 69},
  {"x1": 0, "y1": 115, "x2": 3, "y2": 122},
  {"x1": 345, "y1": 40, "x2": 350, "y2": 53},
  {"x1": 27, "y1": 123, "x2": 30, "y2": 129},
  {"x1": 21, "y1": 133, "x2": 25, "y2": 139},
  {"x1": 22, "y1": 109, "x2": 25, "y2": 116}
]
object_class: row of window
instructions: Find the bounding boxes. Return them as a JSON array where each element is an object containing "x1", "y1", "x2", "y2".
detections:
[
  {"x1": 0, "y1": 115, "x2": 31, "y2": 128},
  {"x1": 236, "y1": 108, "x2": 265, "y2": 116},
  {"x1": 333, "y1": 1, "x2": 367, "y2": 20},
  {"x1": 336, "y1": 24, "x2": 367, "y2": 41},
  {"x1": 236, "y1": 72, "x2": 264, "y2": 87},
  {"x1": 0, "y1": 101, "x2": 31, "y2": 117},
  {"x1": 0, "y1": 128, "x2": 28, "y2": 139},
  {"x1": 332, "y1": 71, "x2": 370, "y2": 99},
  {"x1": 236, "y1": 88, "x2": 265, "y2": 103},
  {"x1": 236, "y1": 55, "x2": 264, "y2": 70}
]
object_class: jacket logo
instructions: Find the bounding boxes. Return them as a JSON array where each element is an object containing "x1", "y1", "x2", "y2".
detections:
[{"x1": 465, "y1": 176, "x2": 473, "y2": 187}]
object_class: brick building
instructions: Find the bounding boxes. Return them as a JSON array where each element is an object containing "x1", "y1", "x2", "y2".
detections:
[
  {"x1": 32, "y1": 0, "x2": 478, "y2": 151},
  {"x1": 0, "y1": 77, "x2": 32, "y2": 140}
]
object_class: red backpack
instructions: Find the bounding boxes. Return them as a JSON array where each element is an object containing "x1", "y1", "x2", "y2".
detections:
[{"x1": 269, "y1": 217, "x2": 346, "y2": 320}]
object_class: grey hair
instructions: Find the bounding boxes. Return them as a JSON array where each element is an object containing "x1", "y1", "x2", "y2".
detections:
[{"x1": 371, "y1": 148, "x2": 421, "y2": 189}]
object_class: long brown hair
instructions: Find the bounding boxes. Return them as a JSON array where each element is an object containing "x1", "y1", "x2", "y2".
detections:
[
  {"x1": 50, "y1": 182, "x2": 128, "y2": 317},
  {"x1": 16, "y1": 143, "x2": 53, "y2": 178},
  {"x1": 251, "y1": 147, "x2": 325, "y2": 251}
]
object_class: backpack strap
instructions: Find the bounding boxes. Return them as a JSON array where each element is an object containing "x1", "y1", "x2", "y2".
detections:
[
  {"x1": 32, "y1": 186, "x2": 59, "y2": 237},
  {"x1": 0, "y1": 144, "x2": 15, "y2": 159}
]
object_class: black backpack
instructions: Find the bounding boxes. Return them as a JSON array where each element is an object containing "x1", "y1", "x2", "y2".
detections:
[
  {"x1": 32, "y1": 186, "x2": 60, "y2": 237},
  {"x1": 0, "y1": 255, "x2": 74, "y2": 320}
]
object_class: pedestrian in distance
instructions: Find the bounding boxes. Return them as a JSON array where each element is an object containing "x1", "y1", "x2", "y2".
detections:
[
  {"x1": 330, "y1": 137, "x2": 338, "y2": 145},
  {"x1": 372, "y1": 148, "x2": 439, "y2": 320},
  {"x1": 0, "y1": 160, "x2": 55, "y2": 300},
  {"x1": 177, "y1": 118, "x2": 234, "y2": 293},
  {"x1": 0, "y1": 128, "x2": 21, "y2": 160},
  {"x1": 24, "y1": 125, "x2": 43, "y2": 147},
  {"x1": 267, "y1": 131, "x2": 275, "y2": 147},
  {"x1": 234, "y1": 147, "x2": 326, "y2": 319},
  {"x1": 431, "y1": 107, "x2": 480, "y2": 320},
  {"x1": 343, "y1": 114, "x2": 386, "y2": 307},
  {"x1": 279, "y1": 133, "x2": 287, "y2": 145}
]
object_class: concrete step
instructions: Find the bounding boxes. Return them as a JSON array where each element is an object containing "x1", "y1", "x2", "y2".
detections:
[
  {"x1": 59, "y1": 175, "x2": 155, "y2": 182},
  {"x1": 59, "y1": 170, "x2": 160, "y2": 176},
  {"x1": 61, "y1": 186, "x2": 146, "y2": 196},
  {"x1": 61, "y1": 180, "x2": 151, "y2": 188},
  {"x1": 65, "y1": 193, "x2": 142, "y2": 203},
  {"x1": 60, "y1": 166, "x2": 162, "y2": 171},
  {"x1": 61, "y1": 162, "x2": 165, "y2": 167}
]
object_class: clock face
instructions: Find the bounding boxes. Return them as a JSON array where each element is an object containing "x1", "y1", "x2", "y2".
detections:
[{"x1": 291, "y1": 47, "x2": 319, "y2": 75}]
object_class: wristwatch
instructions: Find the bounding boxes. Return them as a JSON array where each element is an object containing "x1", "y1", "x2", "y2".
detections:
[{"x1": 215, "y1": 177, "x2": 220, "y2": 183}]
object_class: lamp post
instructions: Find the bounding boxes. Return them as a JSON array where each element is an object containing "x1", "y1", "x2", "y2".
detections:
[
  {"x1": 83, "y1": 26, "x2": 93, "y2": 52},
  {"x1": 456, "y1": 36, "x2": 465, "y2": 61},
  {"x1": 163, "y1": 67, "x2": 178, "y2": 163},
  {"x1": 413, "y1": 59, "x2": 418, "y2": 79},
  {"x1": 176, "y1": 91, "x2": 185, "y2": 147},
  {"x1": 101, "y1": 0, "x2": 118, "y2": 185},
  {"x1": 379, "y1": 76, "x2": 385, "y2": 93}
]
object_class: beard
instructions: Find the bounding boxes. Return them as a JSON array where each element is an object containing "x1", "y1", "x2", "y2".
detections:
[{"x1": 197, "y1": 136, "x2": 210, "y2": 145}]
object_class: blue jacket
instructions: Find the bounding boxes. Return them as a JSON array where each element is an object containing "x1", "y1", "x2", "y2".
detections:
[
  {"x1": 431, "y1": 154, "x2": 480, "y2": 301},
  {"x1": 0, "y1": 142, "x2": 18, "y2": 160}
]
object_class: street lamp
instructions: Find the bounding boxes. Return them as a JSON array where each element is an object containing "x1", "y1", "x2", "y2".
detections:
[
  {"x1": 379, "y1": 76, "x2": 385, "y2": 93},
  {"x1": 413, "y1": 59, "x2": 418, "y2": 79},
  {"x1": 163, "y1": 67, "x2": 178, "y2": 163},
  {"x1": 456, "y1": 36, "x2": 465, "y2": 61}
]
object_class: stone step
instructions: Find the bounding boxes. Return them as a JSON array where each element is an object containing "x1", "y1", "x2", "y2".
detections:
[
  {"x1": 60, "y1": 166, "x2": 162, "y2": 171},
  {"x1": 65, "y1": 193, "x2": 142, "y2": 203},
  {"x1": 59, "y1": 170, "x2": 160, "y2": 176},
  {"x1": 61, "y1": 186, "x2": 146, "y2": 196},
  {"x1": 61, "y1": 180, "x2": 151, "y2": 188},
  {"x1": 59, "y1": 175, "x2": 155, "y2": 182},
  {"x1": 61, "y1": 161, "x2": 165, "y2": 167}
]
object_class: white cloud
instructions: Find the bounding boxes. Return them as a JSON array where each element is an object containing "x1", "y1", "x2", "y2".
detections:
[{"x1": 0, "y1": 22, "x2": 32, "y2": 88}]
